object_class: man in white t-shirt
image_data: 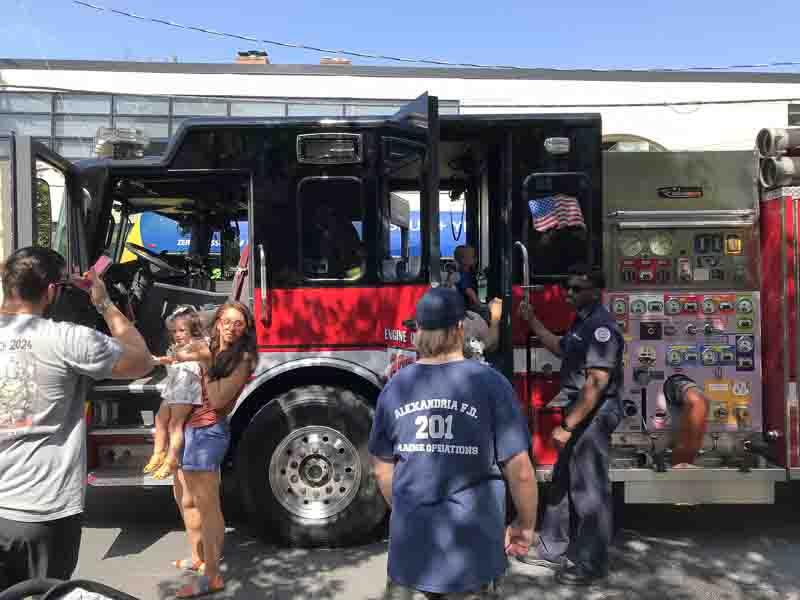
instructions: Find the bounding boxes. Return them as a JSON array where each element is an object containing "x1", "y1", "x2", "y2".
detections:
[{"x1": 0, "y1": 247, "x2": 154, "y2": 588}]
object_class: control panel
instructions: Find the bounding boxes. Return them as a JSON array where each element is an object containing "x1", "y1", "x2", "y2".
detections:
[
  {"x1": 609, "y1": 228, "x2": 757, "y2": 290},
  {"x1": 606, "y1": 291, "x2": 762, "y2": 434}
]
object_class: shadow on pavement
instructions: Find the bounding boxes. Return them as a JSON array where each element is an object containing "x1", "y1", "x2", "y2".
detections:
[
  {"x1": 157, "y1": 536, "x2": 387, "y2": 600},
  {"x1": 81, "y1": 484, "x2": 800, "y2": 599},
  {"x1": 501, "y1": 500, "x2": 800, "y2": 600}
]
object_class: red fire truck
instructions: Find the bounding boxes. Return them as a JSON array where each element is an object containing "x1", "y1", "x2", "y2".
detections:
[{"x1": 0, "y1": 94, "x2": 791, "y2": 548}]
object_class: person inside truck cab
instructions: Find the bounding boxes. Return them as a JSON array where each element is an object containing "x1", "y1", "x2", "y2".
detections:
[
  {"x1": 0, "y1": 247, "x2": 153, "y2": 588},
  {"x1": 453, "y1": 245, "x2": 481, "y2": 311},
  {"x1": 517, "y1": 263, "x2": 623, "y2": 585},
  {"x1": 304, "y1": 204, "x2": 364, "y2": 279}
]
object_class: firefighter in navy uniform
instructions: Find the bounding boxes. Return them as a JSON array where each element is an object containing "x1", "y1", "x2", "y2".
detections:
[{"x1": 517, "y1": 263, "x2": 623, "y2": 586}]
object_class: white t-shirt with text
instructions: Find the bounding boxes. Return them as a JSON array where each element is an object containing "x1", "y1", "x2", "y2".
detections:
[{"x1": 0, "y1": 314, "x2": 122, "y2": 522}]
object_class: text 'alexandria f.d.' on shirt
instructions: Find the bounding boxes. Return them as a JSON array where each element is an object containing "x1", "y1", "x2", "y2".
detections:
[
  {"x1": 368, "y1": 360, "x2": 530, "y2": 594},
  {"x1": 0, "y1": 314, "x2": 122, "y2": 522}
]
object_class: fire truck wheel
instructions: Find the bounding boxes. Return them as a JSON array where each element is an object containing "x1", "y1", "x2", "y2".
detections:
[{"x1": 236, "y1": 385, "x2": 386, "y2": 547}]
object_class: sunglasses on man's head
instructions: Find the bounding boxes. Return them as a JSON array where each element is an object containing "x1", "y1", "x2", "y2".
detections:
[{"x1": 53, "y1": 276, "x2": 91, "y2": 293}]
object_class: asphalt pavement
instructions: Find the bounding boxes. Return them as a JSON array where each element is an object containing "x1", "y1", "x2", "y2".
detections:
[{"x1": 74, "y1": 484, "x2": 800, "y2": 600}]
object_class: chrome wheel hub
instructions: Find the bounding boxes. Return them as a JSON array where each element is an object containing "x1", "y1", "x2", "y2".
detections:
[{"x1": 269, "y1": 425, "x2": 361, "y2": 519}]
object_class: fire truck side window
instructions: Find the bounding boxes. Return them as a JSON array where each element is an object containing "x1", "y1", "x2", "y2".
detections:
[
  {"x1": 523, "y1": 176, "x2": 591, "y2": 278},
  {"x1": 298, "y1": 177, "x2": 365, "y2": 281},
  {"x1": 380, "y1": 137, "x2": 425, "y2": 282},
  {"x1": 33, "y1": 159, "x2": 69, "y2": 259},
  {"x1": 381, "y1": 191, "x2": 421, "y2": 282}
]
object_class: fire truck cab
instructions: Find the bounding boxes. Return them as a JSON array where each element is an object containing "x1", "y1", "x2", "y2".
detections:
[{"x1": 0, "y1": 94, "x2": 788, "y2": 548}]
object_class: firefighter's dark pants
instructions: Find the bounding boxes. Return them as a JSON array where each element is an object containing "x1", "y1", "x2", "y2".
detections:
[{"x1": 536, "y1": 409, "x2": 621, "y2": 576}]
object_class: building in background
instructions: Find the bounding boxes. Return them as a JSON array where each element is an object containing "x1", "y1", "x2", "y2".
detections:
[{"x1": 1, "y1": 57, "x2": 799, "y2": 162}]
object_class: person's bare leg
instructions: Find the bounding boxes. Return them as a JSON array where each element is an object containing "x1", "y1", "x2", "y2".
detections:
[
  {"x1": 143, "y1": 402, "x2": 169, "y2": 473},
  {"x1": 184, "y1": 471, "x2": 225, "y2": 582},
  {"x1": 174, "y1": 468, "x2": 204, "y2": 567},
  {"x1": 154, "y1": 405, "x2": 192, "y2": 478}
]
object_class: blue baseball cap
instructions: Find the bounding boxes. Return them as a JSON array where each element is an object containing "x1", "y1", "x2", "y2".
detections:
[{"x1": 415, "y1": 287, "x2": 466, "y2": 330}]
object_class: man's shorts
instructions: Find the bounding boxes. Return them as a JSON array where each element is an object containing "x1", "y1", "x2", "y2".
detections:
[
  {"x1": 0, "y1": 513, "x2": 83, "y2": 589},
  {"x1": 182, "y1": 421, "x2": 230, "y2": 471},
  {"x1": 383, "y1": 577, "x2": 502, "y2": 600}
]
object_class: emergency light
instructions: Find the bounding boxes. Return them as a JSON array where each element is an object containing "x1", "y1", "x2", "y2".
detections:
[
  {"x1": 297, "y1": 133, "x2": 363, "y2": 165},
  {"x1": 94, "y1": 127, "x2": 150, "y2": 160}
]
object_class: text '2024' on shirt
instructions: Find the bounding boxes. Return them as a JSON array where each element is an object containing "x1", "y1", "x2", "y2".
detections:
[
  {"x1": 0, "y1": 314, "x2": 122, "y2": 523},
  {"x1": 368, "y1": 359, "x2": 530, "y2": 594}
]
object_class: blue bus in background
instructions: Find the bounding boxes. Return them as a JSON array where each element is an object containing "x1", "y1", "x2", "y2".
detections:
[{"x1": 129, "y1": 210, "x2": 467, "y2": 259}]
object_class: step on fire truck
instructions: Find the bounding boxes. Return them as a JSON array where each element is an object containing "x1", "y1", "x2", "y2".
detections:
[{"x1": 0, "y1": 94, "x2": 793, "y2": 547}]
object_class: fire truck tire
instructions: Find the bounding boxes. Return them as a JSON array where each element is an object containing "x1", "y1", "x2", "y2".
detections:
[{"x1": 235, "y1": 385, "x2": 386, "y2": 547}]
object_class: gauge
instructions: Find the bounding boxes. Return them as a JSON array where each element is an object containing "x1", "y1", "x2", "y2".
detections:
[
  {"x1": 666, "y1": 299, "x2": 682, "y2": 315},
  {"x1": 649, "y1": 233, "x2": 674, "y2": 257},
  {"x1": 618, "y1": 233, "x2": 643, "y2": 257},
  {"x1": 737, "y1": 337, "x2": 754, "y2": 353},
  {"x1": 737, "y1": 298, "x2": 753, "y2": 314},
  {"x1": 667, "y1": 350, "x2": 682, "y2": 366},
  {"x1": 630, "y1": 299, "x2": 647, "y2": 315}
]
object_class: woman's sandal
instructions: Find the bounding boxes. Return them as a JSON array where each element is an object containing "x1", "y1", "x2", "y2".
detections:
[
  {"x1": 152, "y1": 458, "x2": 179, "y2": 480},
  {"x1": 175, "y1": 574, "x2": 224, "y2": 598},
  {"x1": 172, "y1": 558, "x2": 205, "y2": 575},
  {"x1": 142, "y1": 451, "x2": 167, "y2": 474}
]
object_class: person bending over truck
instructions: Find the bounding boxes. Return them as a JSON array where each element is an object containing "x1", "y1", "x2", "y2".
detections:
[{"x1": 0, "y1": 247, "x2": 153, "y2": 588}]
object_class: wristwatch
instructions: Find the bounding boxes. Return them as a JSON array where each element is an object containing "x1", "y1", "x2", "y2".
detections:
[
  {"x1": 561, "y1": 421, "x2": 575, "y2": 433},
  {"x1": 94, "y1": 297, "x2": 114, "y2": 314}
]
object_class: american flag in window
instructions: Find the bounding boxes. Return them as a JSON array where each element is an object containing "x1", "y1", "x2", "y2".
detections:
[{"x1": 528, "y1": 194, "x2": 586, "y2": 232}]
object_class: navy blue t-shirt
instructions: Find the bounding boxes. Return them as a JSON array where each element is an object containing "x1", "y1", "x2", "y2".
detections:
[
  {"x1": 455, "y1": 270, "x2": 478, "y2": 307},
  {"x1": 368, "y1": 360, "x2": 531, "y2": 593}
]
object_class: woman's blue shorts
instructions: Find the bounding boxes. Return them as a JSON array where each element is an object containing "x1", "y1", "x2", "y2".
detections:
[{"x1": 182, "y1": 421, "x2": 230, "y2": 471}]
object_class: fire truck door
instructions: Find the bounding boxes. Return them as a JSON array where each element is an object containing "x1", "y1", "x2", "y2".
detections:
[
  {"x1": 383, "y1": 93, "x2": 441, "y2": 285},
  {"x1": 252, "y1": 95, "x2": 439, "y2": 353},
  {"x1": 1, "y1": 134, "x2": 82, "y2": 279}
]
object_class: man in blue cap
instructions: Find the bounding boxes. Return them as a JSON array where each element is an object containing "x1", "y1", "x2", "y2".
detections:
[{"x1": 369, "y1": 287, "x2": 538, "y2": 599}]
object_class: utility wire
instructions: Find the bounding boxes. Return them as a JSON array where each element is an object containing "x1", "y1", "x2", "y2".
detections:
[
  {"x1": 71, "y1": 0, "x2": 800, "y2": 73},
  {"x1": 71, "y1": 0, "x2": 518, "y2": 69},
  {"x1": 1, "y1": 83, "x2": 799, "y2": 109},
  {"x1": 461, "y1": 97, "x2": 800, "y2": 109}
]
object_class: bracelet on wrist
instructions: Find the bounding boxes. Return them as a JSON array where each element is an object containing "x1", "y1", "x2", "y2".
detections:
[{"x1": 94, "y1": 297, "x2": 113, "y2": 314}]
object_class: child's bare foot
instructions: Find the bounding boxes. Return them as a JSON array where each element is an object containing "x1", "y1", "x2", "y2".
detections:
[{"x1": 143, "y1": 451, "x2": 166, "y2": 474}]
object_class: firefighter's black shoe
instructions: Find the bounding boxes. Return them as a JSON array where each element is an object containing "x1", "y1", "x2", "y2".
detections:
[
  {"x1": 516, "y1": 547, "x2": 564, "y2": 569},
  {"x1": 556, "y1": 565, "x2": 606, "y2": 586}
]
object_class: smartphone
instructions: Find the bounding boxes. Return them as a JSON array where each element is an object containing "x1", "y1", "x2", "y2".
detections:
[
  {"x1": 92, "y1": 255, "x2": 112, "y2": 276},
  {"x1": 70, "y1": 256, "x2": 113, "y2": 291},
  {"x1": 69, "y1": 276, "x2": 93, "y2": 291}
]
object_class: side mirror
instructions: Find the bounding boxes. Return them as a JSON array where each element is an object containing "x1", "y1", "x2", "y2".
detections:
[{"x1": 34, "y1": 177, "x2": 52, "y2": 248}]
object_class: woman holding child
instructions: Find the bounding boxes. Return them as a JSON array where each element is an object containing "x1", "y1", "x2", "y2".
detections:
[{"x1": 158, "y1": 301, "x2": 256, "y2": 598}]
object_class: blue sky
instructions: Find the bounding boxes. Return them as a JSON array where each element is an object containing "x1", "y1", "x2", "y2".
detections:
[{"x1": 1, "y1": 0, "x2": 798, "y2": 71}]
